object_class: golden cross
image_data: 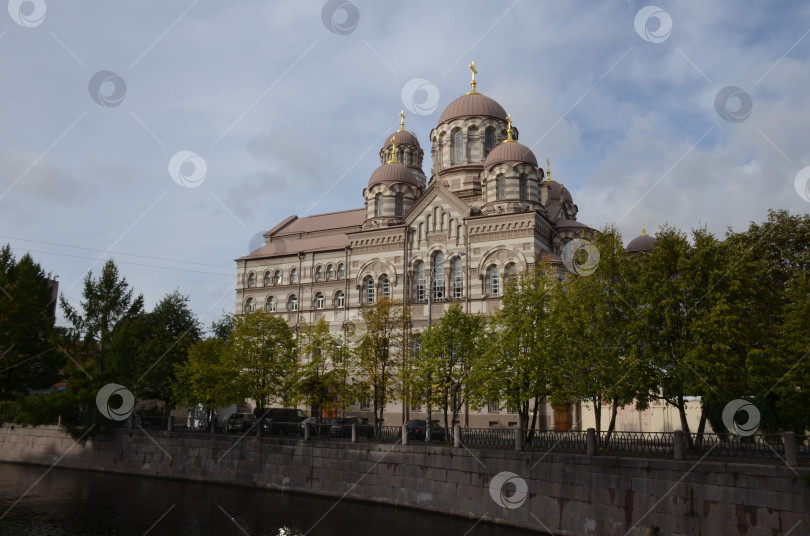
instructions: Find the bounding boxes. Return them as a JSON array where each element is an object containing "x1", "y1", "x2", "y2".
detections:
[
  {"x1": 388, "y1": 137, "x2": 397, "y2": 163},
  {"x1": 546, "y1": 157, "x2": 551, "y2": 181},
  {"x1": 505, "y1": 113, "x2": 514, "y2": 142},
  {"x1": 399, "y1": 110, "x2": 405, "y2": 132},
  {"x1": 641, "y1": 222, "x2": 647, "y2": 236},
  {"x1": 468, "y1": 61, "x2": 478, "y2": 93}
]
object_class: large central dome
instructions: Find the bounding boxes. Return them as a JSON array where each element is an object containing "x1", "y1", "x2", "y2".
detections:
[{"x1": 438, "y1": 92, "x2": 507, "y2": 124}]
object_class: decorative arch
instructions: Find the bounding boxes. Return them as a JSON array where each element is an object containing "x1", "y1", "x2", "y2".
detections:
[
  {"x1": 354, "y1": 259, "x2": 399, "y2": 289},
  {"x1": 477, "y1": 245, "x2": 529, "y2": 276}
]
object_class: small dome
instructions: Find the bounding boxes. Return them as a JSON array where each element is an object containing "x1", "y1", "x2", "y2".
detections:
[
  {"x1": 543, "y1": 180, "x2": 573, "y2": 204},
  {"x1": 368, "y1": 162, "x2": 420, "y2": 187},
  {"x1": 438, "y1": 92, "x2": 507, "y2": 124},
  {"x1": 484, "y1": 141, "x2": 538, "y2": 168},
  {"x1": 626, "y1": 233, "x2": 657, "y2": 253},
  {"x1": 383, "y1": 130, "x2": 420, "y2": 148}
]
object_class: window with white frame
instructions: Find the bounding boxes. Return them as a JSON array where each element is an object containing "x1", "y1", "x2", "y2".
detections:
[
  {"x1": 315, "y1": 265, "x2": 323, "y2": 281},
  {"x1": 289, "y1": 295, "x2": 298, "y2": 311},
  {"x1": 414, "y1": 261, "x2": 426, "y2": 302},
  {"x1": 452, "y1": 257, "x2": 463, "y2": 299},
  {"x1": 290, "y1": 268, "x2": 298, "y2": 283},
  {"x1": 315, "y1": 292, "x2": 324, "y2": 309},
  {"x1": 337, "y1": 263, "x2": 345, "y2": 279},
  {"x1": 335, "y1": 291, "x2": 345, "y2": 309},
  {"x1": 274, "y1": 270, "x2": 281, "y2": 284},
  {"x1": 431, "y1": 252, "x2": 445, "y2": 301},
  {"x1": 327, "y1": 264, "x2": 335, "y2": 279},
  {"x1": 263, "y1": 271, "x2": 271, "y2": 286},
  {"x1": 266, "y1": 296, "x2": 276, "y2": 312},
  {"x1": 245, "y1": 297, "x2": 255, "y2": 312},
  {"x1": 488, "y1": 266, "x2": 500, "y2": 296}
]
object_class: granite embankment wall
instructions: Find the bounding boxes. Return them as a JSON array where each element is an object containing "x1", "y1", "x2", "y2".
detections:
[{"x1": 1, "y1": 424, "x2": 808, "y2": 535}]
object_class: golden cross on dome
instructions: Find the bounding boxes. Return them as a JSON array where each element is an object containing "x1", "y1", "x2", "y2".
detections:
[
  {"x1": 505, "y1": 114, "x2": 515, "y2": 142},
  {"x1": 399, "y1": 110, "x2": 405, "y2": 132},
  {"x1": 468, "y1": 61, "x2": 478, "y2": 94},
  {"x1": 546, "y1": 157, "x2": 552, "y2": 181},
  {"x1": 388, "y1": 137, "x2": 398, "y2": 164},
  {"x1": 641, "y1": 222, "x2": 647, "y2": 236}
]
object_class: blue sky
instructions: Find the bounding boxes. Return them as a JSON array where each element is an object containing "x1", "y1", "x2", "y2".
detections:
[{"x1": 1, "y1": 0, "x2": 809, "y2": 329}]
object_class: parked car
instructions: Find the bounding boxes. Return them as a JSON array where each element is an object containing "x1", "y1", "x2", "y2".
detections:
[
  {"x1": 330, "y1": 417, "x2": 374, "y2": 438},
  {"x1": 225, "y1": 413, "x2": 257, "y2": 433},
  {"x1": 405, "y1": 420, "x2": 446, "y2": 441},
  {"x1": 260, "y1": 408, "x2": 307, "y2": 435},
  {"x1": 298, "y1": 417, "x2": 332, "y2": 436}
]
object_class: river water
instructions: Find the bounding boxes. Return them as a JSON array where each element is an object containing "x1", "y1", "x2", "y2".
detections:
[{"x1": 0, "y1": 463, "x2": 535, "y2": 536}]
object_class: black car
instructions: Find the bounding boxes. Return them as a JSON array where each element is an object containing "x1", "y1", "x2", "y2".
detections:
[
  {"x1": 225, "y1": 413, "x2": 257, "y2": 433},
  {"x1": 299, "y1": 417, "x2": 332, "y2": 436},
  {"x1": 260, "y1": 408, "x2": 307, "y2": 435},
  {"x1": 329, "y1": 417, "x2": 374, "y2": 438},
  {"x1": 405, "y1": 420, "x2": 446, "y2": 441}
]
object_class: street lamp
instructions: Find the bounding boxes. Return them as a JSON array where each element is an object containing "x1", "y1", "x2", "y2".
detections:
[{"x1": 425, "y1": 251, "x2": 464, "y2": 442}]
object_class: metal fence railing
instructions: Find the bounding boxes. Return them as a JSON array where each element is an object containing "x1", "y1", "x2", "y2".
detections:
[
  {"x1": 459, "y1": 427, "x2": 513, "y2": 449},
  {"x1": 598, "y1": 431, "x2": 675, "y2": 457},
  {"x1": 528, "y1": 430, "x2": 588, "y2": 453}
]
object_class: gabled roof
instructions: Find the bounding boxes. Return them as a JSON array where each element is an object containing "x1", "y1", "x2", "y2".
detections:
[
  {"x1": 404, "y1": 181, "x2": 471, "y2": 225},
  {"x1": 237, "y1": 234, "x2": 349, "y2": 261},
  {"x1": 265, "y1": 209, "x2": 365, "y2": 238}
]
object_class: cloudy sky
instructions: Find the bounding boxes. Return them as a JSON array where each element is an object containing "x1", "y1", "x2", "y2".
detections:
[{"x1": 2, "y1": 0, "x2": 809, "y2": 329}]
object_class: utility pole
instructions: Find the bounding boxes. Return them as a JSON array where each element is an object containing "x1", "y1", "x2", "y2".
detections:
[{"x1": 426, "y1": 265, "x2": 433, "y2": 442}]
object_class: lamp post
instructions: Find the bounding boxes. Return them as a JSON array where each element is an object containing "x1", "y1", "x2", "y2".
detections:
[{"x1": 425, "y1": 251, "x2": 464, "y2": 442}]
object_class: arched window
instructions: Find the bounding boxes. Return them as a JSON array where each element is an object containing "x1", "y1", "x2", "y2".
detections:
[
  {"x1": 365, "y1": 277, "x2": 375, "y2": 303},
  {"x1": 290, "y1": 268, "x2": 298, "y2": 283},
  {"x1": 414, "y1": 261, "x2": 426, "y2": 302},
  {"x1": 315, "y1": 265, "x2": 324, "y2": 281},
  {"x1": 519, "y1": 174, "x2": 527, "y2": 200},
  {"x1": 247, "y1": 272, "x2": 256, "y2": 288},
  {"x1": 484, "y1": 129, "x2": 495, "y2": 157},
  {"x1": 315, "y1": 292, "x2": 325, "y2": 309},
  {"x1": 395, "y1": 193, "x2": 404, "y2": 217},
  {"x1": 380, "y1": 275, "x2": 390, "y2": 298},
  {"x1": 327, "y1": 264, "x2": 335, "y2": 280},
  {"x1": 245, "y1": 297, "x2": 255, "y2": 312},
  {"x1": 263, "y1": 271, "x2": 271, "y2": 286},
  {"x1": 375, "y1": 193, "x2": 383, "y2": 217},
  {"x1": 496, "y1": 175, "x2": 506, "y2": 200},
  {"x1": 431, "y1": 252, "x2": 445, "y2": 301},
  {"x1": 505, "y1": 263, "x2": 518, "y2": 288},
  {"x1": 336, "y1": 291, "x2": 345, "y2": 309},
  {"x1": 288, "y1": 295, "x2": 298, "y2": 311},
  {"x1": 274, "y1": 270, "x2": 282, "y2": 285},
  {"x1": 452, "y1": 129, "x2": 463, "y2": 164},
  {"x1": 266, "y1": 296, "x2": 276, "y2": 312},
  {"x1": 452, "y1": 257, "x2": 463, "y2": 299},
  {"x1": 337, "y1": 263, "x2": 345, "y2": 278},
  {"x1": 488, "y1": 266, "x2": 500, "y2": 296}
]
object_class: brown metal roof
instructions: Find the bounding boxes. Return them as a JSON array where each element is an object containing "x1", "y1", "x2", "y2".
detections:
[
  {"x1": 368, "y1": 162, "x2": 420, "y2": 187},
  {"x1": 270, "y1": 209, "x2": 365, "y2": 237},
  {"x1": 483, "y1": 140, "x2": 538, "y2": 168},
  {"x1": 383, "y1": 130, "x2": 420, "y2": 148},
  {"x1": 238, "y1": 234, "x2": 350, "y2": 260},
  {"x1": 438, "y1": 93, "x2": 507, "y2": 124}
]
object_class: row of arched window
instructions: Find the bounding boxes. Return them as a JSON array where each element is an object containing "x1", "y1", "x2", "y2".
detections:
[
  {"x1": 245, "y1": 291, "x2": 347, "y2": 313},
  {"x1": 246, "y1": 263, "x2": 346, "y2": 288},
  {"x1": 449, "y1": 127, "x2": 497, "y2": 164},
  {"x1": 492, "y1": 174, "x2": 529, "y2": 201}
]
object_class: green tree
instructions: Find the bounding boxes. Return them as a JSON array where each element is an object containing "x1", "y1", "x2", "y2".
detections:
[
  {"x1": 470, "y1": 267, "x2": 557, "y2": 440},
  {"x1": 174, "y1": 337, "x2": 236, "y2": 414},
  {"x1": 353, "y1": 297, "x2": 411, "y2": 427},
  {"x1": 411, "y1": 304, "x2": 486, "y2": 431},
  {"x1": 227, "y1": 311, "x2": 296, "y2": 410},
  {"x1": 0, "y1": 246, "x2": 60, "y2": 399},
  {"x1": 210, "y1": 311, "x2": 234, "y2": 342},
  {"x1": 297, "y1": 317, "x2": 345, "y2": 419},
  {"x1": 60, "y1": 259, "x2": 143, "y2": 380}
]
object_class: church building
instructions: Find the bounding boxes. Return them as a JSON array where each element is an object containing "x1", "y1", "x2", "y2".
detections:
[{"x1": 234, "y1": 64, "x2": 629, "y2": 428}]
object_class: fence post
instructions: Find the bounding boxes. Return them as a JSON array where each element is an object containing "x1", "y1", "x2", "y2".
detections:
[
  {"x1": 454, "y1": 424, "x2": 461, "y2": 448},
  {"x1": 167, "y1": 416, "x2": 174, "y2": 432},
  {"x1": 351, "y1": 423, "x2": 357, "y2": 443},
  {"x1": 303, "y1": 422, "x2": 311, "y2": 441},
  {"x1": 673, "y1": 430, "x2": 684, "y2": 461},
  {"x1": 402, "y1": 424, "x2": 409, "y2": 445},
  {"x1": 586, "y1": 428, "x2": 596, "y2": 456},
  {"x1": 784, "y1": 431, "x2": 798, "y2": 466},
  {"x1": 515, "y1": 428, "x2": 523, "y2": 452}
]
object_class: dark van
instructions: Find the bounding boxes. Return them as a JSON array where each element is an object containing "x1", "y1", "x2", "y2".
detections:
[{"x1": 260, "y1": 408, "x2": 307, "y2": 434}]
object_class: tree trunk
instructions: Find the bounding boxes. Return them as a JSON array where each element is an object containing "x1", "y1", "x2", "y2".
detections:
[
  {"x1": 677, "y1": 395, "x2": 693, "y2": 450},
  {"x1": 593, "y1": 397, "x2": 602, "y2": 446},
  {"x1": 695, "y1": 403, "x2": 708, "y2": 450},
  {"x1": 605, "y1": 398, "x2": 619, "y2": 447},
  {"x1": 528, "y1": 395, "x2": 542, "y2": 443}
]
